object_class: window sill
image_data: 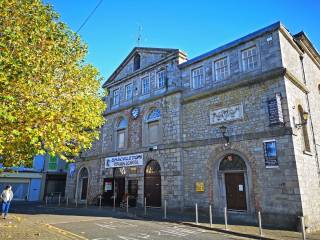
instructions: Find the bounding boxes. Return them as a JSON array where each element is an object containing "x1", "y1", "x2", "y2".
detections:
[{"x1": 303, "y1": 151, "x2": 313, "y2": 156}]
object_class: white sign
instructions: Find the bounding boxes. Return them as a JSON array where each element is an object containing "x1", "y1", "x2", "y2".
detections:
[
  {"x1": 210, "y1": 104, "x2": 243, "y2": 124},
  {"x1": 105, "y1": 153, "x2": 143, "y2": 168}
]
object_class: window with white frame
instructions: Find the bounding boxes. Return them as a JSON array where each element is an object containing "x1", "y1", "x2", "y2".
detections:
[
  {"x1": 214, "y1": 57, "x2": 229, "y2": 81},
  {"x1": 113, "y1": 89, "x2": 120, "y2": 105},
  {"x1": 242, "y1": 46, "x2": 258, "y2": 71},
  {"x1": 157, "y1": 70, "x2": 166, "y2": 88},
  {"x1": 191, "y1": 67, "x2": 204, "y2": 89},
  {"x1": 141, "y1": 76, "x2": 150, "y2": 94},
  {"x1": 125, "y1": 83, "x2": 133, "y2": 100}
]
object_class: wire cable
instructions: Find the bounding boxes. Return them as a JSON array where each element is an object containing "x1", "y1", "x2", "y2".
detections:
[{"x1": 76, "y1": 0, "x2": 104, "y2": 33}]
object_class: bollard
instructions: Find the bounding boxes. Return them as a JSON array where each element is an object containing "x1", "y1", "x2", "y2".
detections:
[
  {"x1": 209, "y1": 205, "x2": 213, "y2": 228},
  {"x1": 144, "y1": 198, "x2": 147, "y2": 216},
  {"x1": 224, "y1": 207, "x2": 228, "y2": 230},
  {"x1": 58, "y1": 193, "x2": 61, "y2": 206},
  {"x1": 66, "y1": 197, "x2": 69, "y2": 207},
  {"x1": 126, "y1": 196, "x2": 129, "y2": 214},
  {"x1": 300, "y1": 216, "x2": 306, "y2": 240},
  {"x1": 113, "y1": 195, "x2": 116, "y2": 211},
  {"x1": 164, "y1": 200, "x2": 167, "y2": 220},
  {"x1": 99, "y1": 195, "x2": 102, "y2": 208},
  {"x1": 75, "y1": 198, "x2": 78, "y2": 208},
  {"x1": 45, "y1": 196, "x2": 48, "y2": 206},
  {"x1": 86, "y1": 199, "x2": 88, "y2": 208},
  {"x1": 258, "y1": 211, "x2": 263, "y2": 236},
  {"x1": 195, "y1": 203, "x2": 199, "y2": 225}
]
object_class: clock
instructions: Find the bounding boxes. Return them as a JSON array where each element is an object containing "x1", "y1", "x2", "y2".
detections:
[{"x1": 131, "y1": 107, "x2": 140, "y2": 119}]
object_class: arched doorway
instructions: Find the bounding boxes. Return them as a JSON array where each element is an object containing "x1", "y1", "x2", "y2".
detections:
[
  {"x1": 79, "y1": 168, "x2": 89, "y2": 201},
  {"x1": 144, "y1": 160, "x2": 161, "y2": 207},
  {"x1": 219, "y1": 154, "x2": 247, "y2": 211}
]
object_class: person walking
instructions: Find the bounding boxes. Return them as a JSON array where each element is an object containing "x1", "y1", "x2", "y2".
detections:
[{"x1": 1, "y1": 185, "x2": 14, "y2": 219}]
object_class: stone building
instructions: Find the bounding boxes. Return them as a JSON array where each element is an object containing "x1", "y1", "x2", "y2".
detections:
[{"x1": 65, "y1": 22, "x2": 320, "y2": 231}]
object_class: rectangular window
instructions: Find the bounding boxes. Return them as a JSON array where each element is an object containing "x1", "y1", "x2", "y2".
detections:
[
  {"x1": 117, "y1": 131, "x2": 125, "y2": 149},
  {"x1": 125, "y1": 83, "x2": 133, "y2": 100},
  {"x1": 149, "y1": 122, "x2": 159, "y2": 144},
  {"x1": 141, "y1": 76, "x2": 150, "y2": 94},
  {"x1": 113, "y1": 89, "x2": 120, "y2": 105},
  {"x1": 214, "y1": 57, "x2": 229, "y2": 81},
  {"x1": 191, "y1": 67, "x2": 204, "y2": 89},
  {"x1": 242, "y1": 46, "x2": 258, "y2": 71},
  {"x1": 157, "y1": 70, "x2": 166, "y2": 88},
  {"x1": 48, "y1": 156, "x2": 57, "y2": 171}
]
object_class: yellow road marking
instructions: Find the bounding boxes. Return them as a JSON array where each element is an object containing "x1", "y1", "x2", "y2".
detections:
[{"x1": 46, "y1": 224, "x2": 89, "y2": 240}]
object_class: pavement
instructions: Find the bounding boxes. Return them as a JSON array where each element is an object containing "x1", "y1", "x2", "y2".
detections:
[{"x1": 0, "y1": 202, "x2": 319, "y2": 240}]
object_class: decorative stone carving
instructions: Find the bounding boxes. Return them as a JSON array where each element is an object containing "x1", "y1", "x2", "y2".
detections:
[{"x1": 210, "y1": 104, "x2": 244, "y2": 124}]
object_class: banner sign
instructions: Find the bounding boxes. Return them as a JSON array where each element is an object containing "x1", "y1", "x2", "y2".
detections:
[
  {"x1": 105, "y1": 153, "x2": 143, "y2": 168},
  {"x1": 263, "y1": 140, "x2": 279, "y2": 168}
]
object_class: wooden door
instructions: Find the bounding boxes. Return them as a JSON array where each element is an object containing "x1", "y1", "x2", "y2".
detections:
[
  {"x1": 224, "y1": 172, "x2": 247, "y2": 211},
  {"x1": 144, "y1": 161, "x2": 161, "y2": 207},
  {"x1": 144, "y1": 176, "x2": 161, "y2": 207}
]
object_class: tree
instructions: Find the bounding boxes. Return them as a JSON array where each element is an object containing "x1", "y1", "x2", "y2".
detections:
[{"x1": 0, "y1": 0, "x2": 106, "y2": 166}]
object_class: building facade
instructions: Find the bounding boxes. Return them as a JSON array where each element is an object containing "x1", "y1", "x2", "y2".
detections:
[{"x1": 65, "y1": 22, "x2": 320, "y2": 231}]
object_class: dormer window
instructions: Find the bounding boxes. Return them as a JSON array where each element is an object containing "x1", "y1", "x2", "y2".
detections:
[{"x1": 133, "y1": 54, "x2": 141, "y2": 71}]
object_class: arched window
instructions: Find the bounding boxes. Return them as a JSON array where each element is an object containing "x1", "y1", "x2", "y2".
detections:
[
  {"x1": 79, "y1": 167, "x2": 89, "y2": 178},
  {"x1": 145, "y1": 160, "x2": 161, "y2": 175},
  {"x1": 219, "y1": 154, "x2": 247, "y2": 171},
  {"x1": 133, "y1": 54, "x2": 141, "y2": 71},
  {"x1": 146, "y1": 109, "x2": 161, "y2": 145},
  {"x1": 79, "y1": 167, "x2": 89, "y2": 200},
  {"x1": 116, "y1": 117, "x2": 127, "y2": 149},
  {"x1": 298, "y1": 105, "x2": 310, "y2": 152}
]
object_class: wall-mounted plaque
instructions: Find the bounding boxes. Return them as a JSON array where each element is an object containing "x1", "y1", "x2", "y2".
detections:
[
  {"x1": 267, "y1": 94, "x2": 284, "y2": 125},
  {"x1": 210, "y1": 104, "x2": 243, "y2": 124},
  {"x1": 263, "y1": 140, "x2": 279, "y2": 168},
  {"x1": 196, "y1": 181, "x2": 205, "y2": 192}
]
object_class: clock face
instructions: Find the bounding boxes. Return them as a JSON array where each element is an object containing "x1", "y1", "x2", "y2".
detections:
[{"x1": 131, "y1": 107, "x2": 140, "y2": 119}]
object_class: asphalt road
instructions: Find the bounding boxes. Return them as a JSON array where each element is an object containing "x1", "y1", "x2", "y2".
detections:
[{"x1": 52, "y1": 217, "x2": 241, "y2": 240}]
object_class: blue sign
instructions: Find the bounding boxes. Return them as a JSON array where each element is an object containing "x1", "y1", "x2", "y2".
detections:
[{"x1": 264, "y1": 140, "x2": 278, "y2": 168}]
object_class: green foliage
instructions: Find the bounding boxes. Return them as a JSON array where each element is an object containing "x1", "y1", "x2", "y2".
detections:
[{"x1": 0, "y1": 0, "x2": 106, "y2": 166}]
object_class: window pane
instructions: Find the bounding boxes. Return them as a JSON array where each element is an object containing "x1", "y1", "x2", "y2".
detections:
[
  {"x1": 118, "y1": 131, "x2": 125, "y2": 148},
  {"x1": 149, "y1": 122, "x2": 159, "y2": 144},
  {"x1": 157, "y1": 70, "x2": 165, "y2": 88},
  {"x1": 191, "y1": 67, "x2": 204, "y2": 89},
  {"x1": 242, "y1": 46, "x2": 258, "y2": 71},
  {"x1": 215, "y1": 57, "x2": 229, "y2": 81},
  {"x1": 113, "y1": 89, "x2": 120, "y2": 105},
  {"x1": 117, "y1": 118, "x2": 127, "y2": 129},
  {"x1": 142, "y1": 76, "x2": 150, "y2": 94},
  {"x1": 125, "y1": 84, "x2": 133, "y2": 100},
  {"x1": 48, "y1": 156, "x2": 57, "y2": 171},
  {"x1": 147, "y1": 109, "x2": 161, "y2": 122}
]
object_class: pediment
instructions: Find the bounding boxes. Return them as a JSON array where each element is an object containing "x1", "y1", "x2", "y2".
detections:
[{"x1": 103, "y1": 47, "x2": 179, "y2": 87}]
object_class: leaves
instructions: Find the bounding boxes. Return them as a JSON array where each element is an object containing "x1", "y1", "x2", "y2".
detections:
[{"x1": 0, "y1": 0, "x2": 106, "y2": 166}]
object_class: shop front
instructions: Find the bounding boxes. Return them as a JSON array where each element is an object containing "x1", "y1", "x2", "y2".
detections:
[{"x1": 102, "y1": 153, "x2": 162, "y2": 208}]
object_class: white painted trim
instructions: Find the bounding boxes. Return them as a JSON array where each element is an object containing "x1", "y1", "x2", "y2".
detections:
[
  {"x1": 140, "y1": 73, "x2": 151, "y2": 95},
  {"x1": 189, "y1": 65, "x2": 204, "y2": 89}
]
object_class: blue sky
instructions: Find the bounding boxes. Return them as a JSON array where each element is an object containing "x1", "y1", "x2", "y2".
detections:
[{"x1": 46, "y1": 0, "x2": 320, "y2": 83}]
